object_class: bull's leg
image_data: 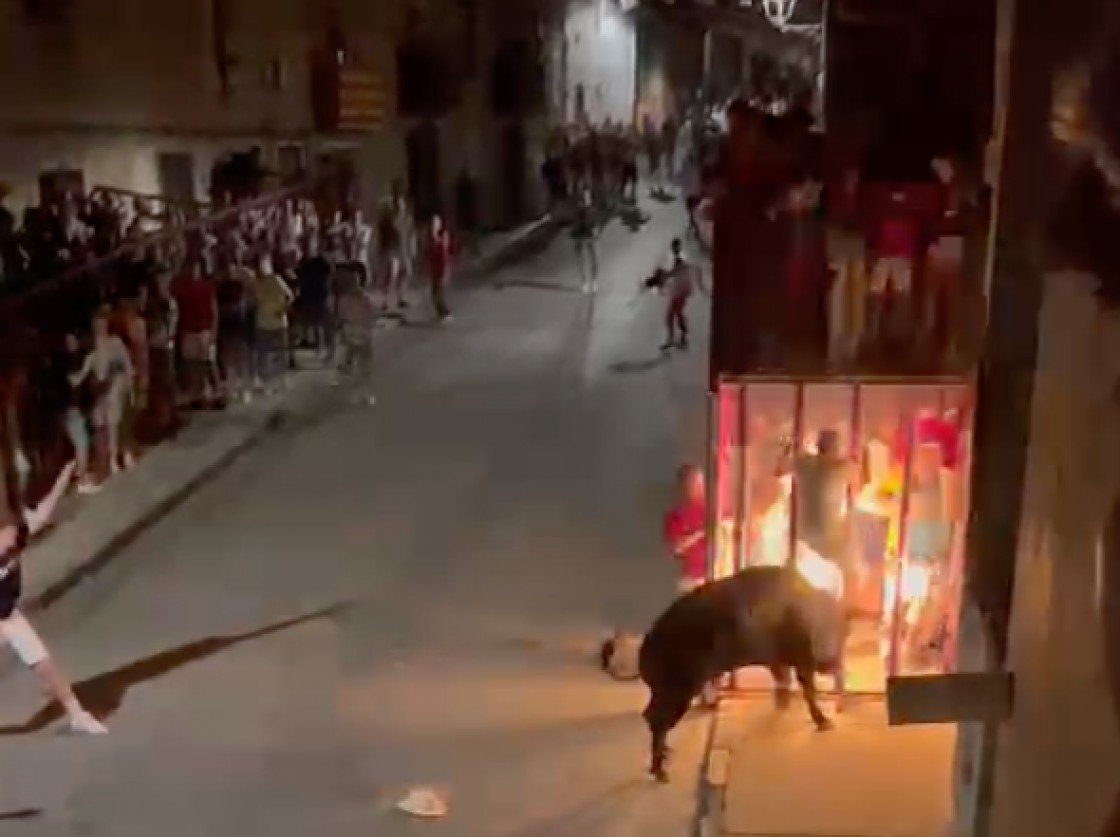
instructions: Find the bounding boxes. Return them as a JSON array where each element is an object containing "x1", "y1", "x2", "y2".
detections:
[
  {"x1": 643, "y1": 690, "x2": 693, "y2": 783},
  {"x1": 770, "y1": 665, "x2": 793, "y2": 710},
  {"x1": 796, "y1": 666, "x2": 834, "y2": 731}
]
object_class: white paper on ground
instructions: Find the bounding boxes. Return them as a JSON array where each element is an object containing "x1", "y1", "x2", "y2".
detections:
[{"x1": 396, "y1": 787, "x2": 449, "y2": 819}]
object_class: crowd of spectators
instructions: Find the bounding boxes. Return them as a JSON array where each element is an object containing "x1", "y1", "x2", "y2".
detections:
[{"x1": 0, "y1": 157, "x2": 443, "y2": 523}]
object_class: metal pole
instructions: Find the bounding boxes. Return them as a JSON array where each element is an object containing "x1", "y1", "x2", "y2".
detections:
[
  {"x1": 887, "y1": 411, "x2": 917, "y2": 677},
  {"x1": 706, "y1": 391, "x2": 720, "y2": 583},
  {"x1": 736, "y1": 383, "x2": 750, "y2": 573},
  {"x1": 787, "y1": 383, "x2": 806, "y2": 570}
]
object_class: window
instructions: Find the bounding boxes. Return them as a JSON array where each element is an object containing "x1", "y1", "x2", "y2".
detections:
[{"x1": 22, "y1": 0, "x2": 73, "y2": 24}]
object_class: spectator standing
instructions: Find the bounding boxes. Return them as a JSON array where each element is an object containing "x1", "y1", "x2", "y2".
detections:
[
  {"x1": 0, "y1": 461, "x2": 107, "y2": 735},
  {"x1": 52, "y1": 334, "x2": 99, "y2": 493},
  {"x1": 426, "y1": 214, "x2": 453, "y2": 322},
  {"x1": 572, "y1": 189, "x2": 599, "y2": 294},
  {"x1": 73, "y1": 308, "x2": 134, "y2": 476},
  {"x1": 335, "y1": 266, "x2": 378, "y2": 406},
  {"x1": 663, "y1": 464, "x2": 708, "y2": 596},
  {"x1": 216, "y1": 252, "x2": 255, "y2": 403},
  {"x1": 171, "y1": 260, "x2": 221, "y2": 409},
  {"x1": 295, "y1": 238, "x2": 335, "y2": 360},
  {"x1": 376, "y1": 202, "x2": 403, "y2": 312},
  {"x1": 252, "y1": 255, "x2": 294, "y2": 395},
  {"x1": 390, "y1": 180, "x2": 416, "y2": 303},
  {"x1": 144, "y1": 276, "x2": 180, "y2": 440},
  {"x1": 116, "y1": 290, "x2": 149, "y2": 413}
]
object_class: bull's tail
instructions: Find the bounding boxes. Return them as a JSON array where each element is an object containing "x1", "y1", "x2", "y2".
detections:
[{"x1": 600, "y1": 637, "x2": 642, "y2": 682}]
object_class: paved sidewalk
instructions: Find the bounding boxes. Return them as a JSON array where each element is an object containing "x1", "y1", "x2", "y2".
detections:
[
  {"x1": 20, "y1": 368, "x2": 335, "y2": 611},
  {"x1": 703, "y1": 696, "x2": 954, "y2": 837},
  {"x1": 17, "y1": 215, "x2": 557, "y2": 614}
]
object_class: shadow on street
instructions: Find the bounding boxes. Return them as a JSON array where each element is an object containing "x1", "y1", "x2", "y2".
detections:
[{"x1": 0, "y1": 602, "x2": 349, "y2": 736}]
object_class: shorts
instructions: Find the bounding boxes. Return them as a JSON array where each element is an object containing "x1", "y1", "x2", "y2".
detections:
[
  {"x1": 869, "y1": 257, "x2": 913, "y2": 295},
  {"x1": 827, "y1": 229, "x2": 865, "y2": 266},
  {"x1": 181, "y1": 330, "x2": 217, "y2": 363},
  {"x1": 0, "y1": 612, "x2": 49, "y2": 667}
]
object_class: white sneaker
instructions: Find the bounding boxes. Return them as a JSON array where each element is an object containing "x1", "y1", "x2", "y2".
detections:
[{"x1": 68, "y1": 710, "x2": 107, "y2": 735}]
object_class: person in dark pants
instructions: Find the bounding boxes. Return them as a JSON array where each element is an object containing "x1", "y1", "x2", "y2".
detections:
[
  {"x1": 295, "y1": 239, "x2": 335, "y2": 361},
  {"x1": 426, "y1": 214, "x2": 453, "y2": 322},
  {"x1": 662, "y1": 238, "x2": 705, "y2": 351}
]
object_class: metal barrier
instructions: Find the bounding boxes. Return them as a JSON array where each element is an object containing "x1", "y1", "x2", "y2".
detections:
[{"x1": 0, "y1": 177, "x2": 341, "y2": 523}]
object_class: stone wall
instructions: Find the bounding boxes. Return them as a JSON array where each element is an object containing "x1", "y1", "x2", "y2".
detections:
[{"x1": 985, "y1": 274, "x2": 1120, "y2": 837}]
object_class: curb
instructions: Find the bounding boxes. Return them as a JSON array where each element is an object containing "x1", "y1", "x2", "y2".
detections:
[
  {"x1": 24, "y1": 402, "x2": 295, "y2": 614},
  {"x1": 697, "y1": 699, "x2": 738, "y2": 837}
]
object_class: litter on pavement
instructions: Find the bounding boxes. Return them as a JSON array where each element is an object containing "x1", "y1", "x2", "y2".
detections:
[{"x1": 396, "y1": 787, "x2": 449, "y2": 819}]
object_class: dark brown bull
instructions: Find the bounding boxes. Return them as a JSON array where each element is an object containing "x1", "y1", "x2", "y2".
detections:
[{"x1": 637, "y1": 565, "x2": 846, "y2": 782}]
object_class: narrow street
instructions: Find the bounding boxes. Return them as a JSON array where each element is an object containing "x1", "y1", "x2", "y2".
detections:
[{"x1": 0, "y1": 199, "x2": 713, "y2": 837}]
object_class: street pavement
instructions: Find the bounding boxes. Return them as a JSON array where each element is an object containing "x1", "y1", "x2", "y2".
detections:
[
  {"x1": 0, "y1": 198, "x2": 714, "y2": 836},
  {"x1": 720, "y1": 697, "x2": 954, "y2": 837}
]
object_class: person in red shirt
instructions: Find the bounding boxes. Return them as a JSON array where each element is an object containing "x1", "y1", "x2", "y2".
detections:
[
  {"x1": 171, "y1": 260, "x2": 221, "y2": 408},
  {"x1": 867, "y1": 190, "x2": 920, "y2": 353},
  {"x1": 426, "y1": 214, "x2": 453, "y2": 322},
  {"x1": 664, "y1": 464, "x2": 708, "y2": 596}
]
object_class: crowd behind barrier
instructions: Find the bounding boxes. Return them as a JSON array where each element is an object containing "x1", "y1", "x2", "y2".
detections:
[{"x1": 0, "y1": 162, "x2": 440, "y2": 525}]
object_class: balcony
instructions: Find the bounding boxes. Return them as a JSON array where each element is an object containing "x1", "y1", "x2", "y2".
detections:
[{"x1": 708, "y1": 178, "x2": 989, "y2": 381}]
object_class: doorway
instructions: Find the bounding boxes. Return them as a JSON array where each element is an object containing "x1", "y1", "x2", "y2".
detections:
[
  {"x1": 157, "y1": 152, "x2": 197, "y2": 209},
  {"x1": 405, "y1": 121, "x2": 441, "y2": 221},
  {"x1": 499, "y1": 122, "x2": 527, "y2": 226}
]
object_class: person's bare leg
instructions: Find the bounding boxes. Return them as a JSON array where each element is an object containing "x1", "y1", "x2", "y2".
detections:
[{"x1": 3, "y1": 613, "x2": 106, "y2": 734}]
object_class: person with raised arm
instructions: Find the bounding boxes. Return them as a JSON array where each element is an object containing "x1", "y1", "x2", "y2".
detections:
[{"x1": 0, "y1": 461, "x2": 107, "y2": 734}]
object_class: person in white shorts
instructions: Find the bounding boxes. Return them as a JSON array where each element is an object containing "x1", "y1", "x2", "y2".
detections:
[{"x1": 0, "y1": 461, "x2": 106, "y2": 735}]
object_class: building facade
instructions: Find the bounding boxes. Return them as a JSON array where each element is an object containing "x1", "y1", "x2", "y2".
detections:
[{"x1": 0, "y1": 0, "x2": 554, "y2": 229}]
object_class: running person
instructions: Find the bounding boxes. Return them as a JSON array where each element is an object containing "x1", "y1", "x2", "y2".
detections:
[
  {"x1": 0, "y1": 461, "x2": 107, "y2": 735},
  {"x1": 661, "y1": 238, "x2": 705, "y2": 351},
  {"x1": 572, "y1": 189, "x2": 599, "y2": 294}
]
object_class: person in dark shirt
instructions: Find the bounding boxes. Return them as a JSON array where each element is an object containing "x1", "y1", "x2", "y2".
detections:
[{"x1": 295, "y1": 239, "x2": 335, "y2": 360}]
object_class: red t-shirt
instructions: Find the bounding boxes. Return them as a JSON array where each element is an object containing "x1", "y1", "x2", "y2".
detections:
[
  {"x1": 664, "y1": 501, "x2": 707, "y2": 581},
  {"x1": 173, "y1": 276, "x2": 216, "y2": 334},
  {"x1": 877, "y1": 215, "x2": 920, "y2": 259},
  {"x1": 427, "y1": 232, "x2": 452, "y2": 280}
]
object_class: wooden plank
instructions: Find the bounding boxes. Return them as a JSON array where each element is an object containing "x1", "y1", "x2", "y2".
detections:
[{"x1": 886, "y1": 672, "x2": 1014, "y2": 726}]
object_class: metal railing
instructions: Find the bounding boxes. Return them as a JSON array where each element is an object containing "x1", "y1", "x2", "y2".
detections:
[{"x1": 0, "y1": 176, "x2": 341, "y2": 524}]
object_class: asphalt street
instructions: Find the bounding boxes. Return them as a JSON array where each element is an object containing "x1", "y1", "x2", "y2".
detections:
[{"x1": 0, "y1": 198, "x2": 713, "y2": 837}]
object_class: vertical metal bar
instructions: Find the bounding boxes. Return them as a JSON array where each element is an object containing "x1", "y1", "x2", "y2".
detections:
[
  {"x1": 943, "y1": 409, "x2": 973, "y2": 671},
  {"x1": 849, "y1": 383, "x2": 862, "y2": 507},
  {"x1": 706, "y1": 390, "x2": 719, "y2": 583},
  {"x1": 887, "y1": 411, "x2": 917, "y2": 678},
  {"x1": 787, "y1": 383, "x2": 806, "y2": 569},
  {"x1": 736, "y1": 382, "x2": 750, "y2": 573}
]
